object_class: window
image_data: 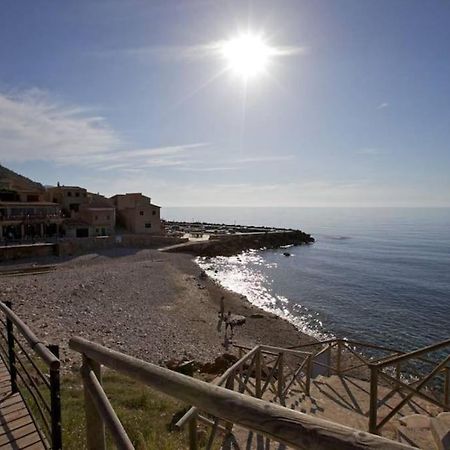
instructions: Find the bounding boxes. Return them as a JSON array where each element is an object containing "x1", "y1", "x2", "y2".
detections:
[
  {"x1": 152, "y1": 210, "x2": 156, "y2": 216},
  {"x1": 95, "y1": 215, "x2": 98, "y2": 220},
  {"x1": 145, "y1": 223, "x2": 151, "y2": 228},
  {"x1": 107, "y1": 215, "x2": 110, "y2": 220},
  {"x1": 67, "y1": 191, "x2": 72, "y2": 197},
  {"x1": 83, "y1": 193, "x2": 87, "y2": 197},
  {"x1": 75, "y1": 192, "x2": 80, "y2": 197},
  {"x1": 139, "y1": 211, "x2": 144, "y2": 216}
]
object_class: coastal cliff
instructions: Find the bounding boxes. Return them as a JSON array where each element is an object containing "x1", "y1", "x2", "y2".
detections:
[{"x1": 163, "y1": 230, "x2": 314, "y2": 257}]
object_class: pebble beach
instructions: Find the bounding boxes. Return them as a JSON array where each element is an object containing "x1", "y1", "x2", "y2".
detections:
[{"x1": 1, "y1": 248, "x2": 316, "y2": 371}]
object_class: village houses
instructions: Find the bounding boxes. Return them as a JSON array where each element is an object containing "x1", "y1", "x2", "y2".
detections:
[{"x1": 0, "y1": 164, "x2": 162, "y2": 241}]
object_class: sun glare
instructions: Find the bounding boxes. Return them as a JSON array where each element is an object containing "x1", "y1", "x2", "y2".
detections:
[{"x1": 220, "y1": 33, "x2": 272, "y2": 80}]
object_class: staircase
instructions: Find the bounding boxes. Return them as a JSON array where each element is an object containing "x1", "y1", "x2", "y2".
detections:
[
  {"x1": 282, "y1": 374, "x2": 448, "y2": 449},
  {"x1": 175, "y1": 340, "x2": 449, "y2": 449}
]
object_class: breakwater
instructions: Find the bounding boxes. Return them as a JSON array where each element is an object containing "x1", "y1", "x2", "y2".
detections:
[{"x1": 164, "y1": 230, "x2": 314, "y2": 257}]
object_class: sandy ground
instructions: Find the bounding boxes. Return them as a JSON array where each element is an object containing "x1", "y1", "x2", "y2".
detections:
[{"x1": 0, "y1": 248, "x2": 316, "y2": 371}]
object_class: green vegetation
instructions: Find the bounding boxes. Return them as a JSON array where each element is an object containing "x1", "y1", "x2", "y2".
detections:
[{"x1": 61, "y1": 370, "x2": 190, "y2": 450}]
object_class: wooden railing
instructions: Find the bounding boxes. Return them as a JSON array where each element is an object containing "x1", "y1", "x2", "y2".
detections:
[
  {"x1": 0, "y1": 301, "x2": 62, "y2": 449},
  {"x1": 176, "y1": 344, "x2": 313, "y2": 448},
  {"x1": 367, "y1": 338, "x2": 450, "y2": 433},
  {"x1": 69, "y1": 336, "x2": 415, "y2": 450},
  {"x1": 290, "y1": 337, "x2": 450, "y2": 434}
]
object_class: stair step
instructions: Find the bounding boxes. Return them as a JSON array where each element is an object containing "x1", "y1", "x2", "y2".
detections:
[
  {"x1": 430, "y1": 417, "x2": 450, "y2": 450},
  {"x1": 399, "y1": 414, "x2": 431, "y2": 429},
  {"x1": 397, "y1": 423, "x2": 437, "y2": 450},
  {"x1": 438, "y1": 413, "x2": 450, "y2": 428}
]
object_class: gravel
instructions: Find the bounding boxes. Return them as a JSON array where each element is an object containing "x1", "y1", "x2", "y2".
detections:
[{"x1": 0, "y1": 248, "x2": 315, "y2": 372}]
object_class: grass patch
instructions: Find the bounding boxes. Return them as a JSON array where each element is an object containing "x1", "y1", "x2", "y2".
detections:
[{"x1": 61, "y1": 370, "x2": 191, "y2": 450}]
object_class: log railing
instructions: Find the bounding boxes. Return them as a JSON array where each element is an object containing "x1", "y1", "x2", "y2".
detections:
[
  {"x1": 176, "y1": 344, "x2": 313, "y2": 448},
  {"x1": 367, "y1": 338, "x2": 450, "y2": 433},
  {"x1": 0, "y1": 301, "x2": 62, "y2": 449},
  {"x1": 69, "y1": 336, "x2": 415, "y2": 450},
  {"x1": 290, "y1": 337, "x2": 450, "y2": 434}
]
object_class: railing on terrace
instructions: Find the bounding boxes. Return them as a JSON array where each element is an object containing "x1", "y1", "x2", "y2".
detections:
[
  {"x1": 0, "y1": 301, "x2": 62, "y2": 449},
  {"x1": 69, "y1": 336, "x2": 415, "y2": 450},
  {"x1": 290, "y1": 337, "x2": 450, "y2": 434},
  {"x1": 0, "y1": 213, "x2": 62, "y2": 221}
]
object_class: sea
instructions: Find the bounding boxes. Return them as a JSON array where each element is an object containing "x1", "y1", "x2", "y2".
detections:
[{"x1": 163, "y1": 207, "x2": 450, "y2": 354}]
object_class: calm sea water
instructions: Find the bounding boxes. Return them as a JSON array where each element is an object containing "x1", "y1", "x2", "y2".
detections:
[{"x1": 163, "y1": 207, "x2": 450, "y2": 352}]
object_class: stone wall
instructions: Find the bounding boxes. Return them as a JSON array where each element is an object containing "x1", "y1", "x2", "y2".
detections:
[
  {"x1": 0, "y1": 243, "x2": 57, "y2": 261},
  {"x1": 56, "y1": 234, "x2": 188, "y2": 257},
  {"x1": 165, "y1": 230, "x2": 314, "y2": 257}
]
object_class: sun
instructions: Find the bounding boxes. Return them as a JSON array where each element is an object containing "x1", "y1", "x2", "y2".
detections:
[{"x1": 220, "y1": 33, "x2": 273, "y2": 80}]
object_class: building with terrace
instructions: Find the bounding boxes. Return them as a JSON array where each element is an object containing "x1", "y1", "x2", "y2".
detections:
[{"x1": 0, "y1": 165, "x2": 63, "y2": 241}]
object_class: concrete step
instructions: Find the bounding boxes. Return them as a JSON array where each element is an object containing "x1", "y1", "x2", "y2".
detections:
[
  {"x1": 397, "y1": 414, "x2": 437, "y2": 449},
  {"x1": 431, "y1": 416, "x2": 450, "y2": 450}
]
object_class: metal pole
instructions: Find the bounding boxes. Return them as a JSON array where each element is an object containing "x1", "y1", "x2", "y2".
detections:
[
  {"x1": 48, "y1": 345, "x2": 62, "y2": 450},
  {"x1": 5, "y1": 301, "x2": 17, "y2": 393}
]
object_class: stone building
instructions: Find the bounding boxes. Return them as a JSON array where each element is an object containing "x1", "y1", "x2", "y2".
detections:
[
  {"x1": 0, "y1": 165, "x2": 63, "y2": 240},
  {"x1": 46, "y1": 184, "x2": 88, "y2": 216},
  {"x1": 110, "y1": 193, "x2": 161, "y2": 234},
  {"x1": 46, "y1": 184, "x2": 115, "y2": 238}
]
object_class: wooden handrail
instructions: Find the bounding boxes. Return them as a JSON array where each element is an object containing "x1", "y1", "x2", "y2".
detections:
[
  {"x1": 259, "y1": 345, "x2": 311, "y2": 357},
  {"x1": 0, "y1": 301, "x2": 59, "y2": 369},
  {"x1": 69, "y1": 337, "x2": 416, "y2": 450},
  {"x1": 177, "y1": 345, "x2": 312, "y2": 429},
  {"x1": 176, "y1": 345, "x2": 261, "y2": 428},
  {"x1": 376, "y1": 338, "x2": 450, "y2": 368}
]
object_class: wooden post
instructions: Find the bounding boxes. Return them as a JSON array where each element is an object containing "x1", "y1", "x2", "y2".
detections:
[
  {"x1": 223, "y1": 373, "x2": 236, "y2": 445},
  {"x1": 336, "y1": 340, "x2": 342, "y2": 375},
  {"x1": 255, "y1": 349, "x2": 262, "y2": 398},
  {"x1": 369, "y1": 364, "x2": 379, "y2": 434},
  {"x1": 395, "y1": 362, "x2": 401, "y2": 391},
  {"x1": 305, "y1": 355, "x2": 312, "y2": 396},
  {"x1": 444, "y1": 367, "x2": 449, "y2": 411},
  {"x1": 188, "y1": 415, "x2": 198, "y2": 450},
  {"x1": 278, "y1": 353, "x2": 285, "y2": 406},
  {"x1": 82, "y1": 355, "x2": 106, "y2": 450}
]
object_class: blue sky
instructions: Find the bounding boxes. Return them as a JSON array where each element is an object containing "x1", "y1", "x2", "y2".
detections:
[{"x1": 0, "y1": 0, "x2": 449, "y2": 207}]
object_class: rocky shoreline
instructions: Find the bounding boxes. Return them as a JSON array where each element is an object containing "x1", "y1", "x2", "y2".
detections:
[
  {"x1": 164, "y1": 230, "x2": 314, "y2": 257},
  {"x1": 1, "y1": 247, "x2": 316, "y2": 372}
]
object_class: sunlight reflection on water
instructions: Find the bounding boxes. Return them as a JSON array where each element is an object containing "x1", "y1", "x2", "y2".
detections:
[{"x1": 196, "y1": 250, "x2": 329, "y2": 339}]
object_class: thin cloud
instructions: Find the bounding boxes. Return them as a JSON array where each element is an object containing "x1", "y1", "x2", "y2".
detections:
[
  {"x1": 0, "y1": 89, "x2": 120, "y2": 163},
  {"x1": 356, "y1": 148, "x2": 383, "y2": 155},
  {"x1": 376, "y1": 102, "x2": 389, "y2": 110},
  {"x1": 235, "y1": 155, "x2": 294, "y2": 163},
  {"x1": 176, "y1": 166, "x2": 237, "y2": 172},
  {"x1": 0, "y1": 88, "x2": 208, "y2": 170}
]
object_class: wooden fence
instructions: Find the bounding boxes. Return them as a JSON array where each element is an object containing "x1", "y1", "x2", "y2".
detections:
[
  {"x1": 69, "y1": 336, "x2": 416, "y2": 450},
  {"x1": 289, "y1": 337, "x2": 450, "y2": 434},
  {"x1": 176, "y1": 344, "x2": 313, "y2": 447}
]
